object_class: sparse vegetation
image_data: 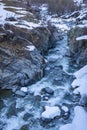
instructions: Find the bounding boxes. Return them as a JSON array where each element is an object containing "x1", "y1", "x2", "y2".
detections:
[{"x1": 31, "y1": 0, "x2": 78, "y2": 15}]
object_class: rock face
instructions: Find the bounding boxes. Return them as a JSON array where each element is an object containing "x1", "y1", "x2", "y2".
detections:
[
  {"x1": 4, "y1": 24, "x2": 57, "y2": 55},
  {"x1": 68, "y1": 26, "x2": 87, "y2": 65},
  {"x1": 0, "y1": 21, "x2": 60, "y2": 89},
  {"x1": 0, "y1": 25, "x2": 45, "y2": 89}
]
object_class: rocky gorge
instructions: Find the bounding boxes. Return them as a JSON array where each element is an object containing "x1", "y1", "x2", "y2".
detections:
[{"x1": 0, "y1": 0, "x2": 87, "y2": 130}]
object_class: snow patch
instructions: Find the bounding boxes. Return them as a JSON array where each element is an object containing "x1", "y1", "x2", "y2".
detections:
[
  {"x1": 62, "y1": 106, "x2": 69, "y2": 113},
  {"x1": 41, "y1": 106, "x2": 61, "y2": 120},
  {"x1": 26, "y1": 45, "x2": 35, "y2": 51}
]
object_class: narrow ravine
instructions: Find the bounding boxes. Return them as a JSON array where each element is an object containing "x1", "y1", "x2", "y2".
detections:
[
  {"x1": 0, "y1": 0, "x2": 87, "y2": 130},
  {"x1": 0, "y1": 32, "x2": 79, "y2": 130}
]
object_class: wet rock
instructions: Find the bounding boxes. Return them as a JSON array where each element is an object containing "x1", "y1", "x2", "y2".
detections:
[
  {"x1": 53, "y1": 78, "x2": 63, "y2": 86},
  {"x1": 6, "y1": 17, "x2": 17, "y2": 21},
  {"x1": 72, "y1": 92, "x2": 81, "y2": 102},
  {"x1": 34, "y1": 95, "x2": 41, "y2": 102},
  {"x1": 7, "y1": 102, "x2": 17, "y2": 118},
  {"x1": 23, "y1": 113, "x2": 33, "y2": 121},
  {"x1": 41, "y1": 87, "x2": 54, "y2": 95},
  {"x1": 0, "y1": 99, "x2": 5, "y2": 109},
  {"x1": 20, "y1": 124, "x2": 29, "y2": 130},
  {"x1": 42, "y1": 95, "x2": 49, "y2": 101},
  {"x1": 68, "y1": 26, "x2": 87, "y2": 65},
  {"x1": 48, "y1": 23, "x2": 63, "y2": 45},
  {"x1": 79, "y1": 94, "x2": 87, "y2": 107}
]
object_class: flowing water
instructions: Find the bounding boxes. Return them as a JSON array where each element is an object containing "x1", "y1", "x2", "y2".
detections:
[{"x1": 0, "y1": 1, "x2": 79, "y2": 130}]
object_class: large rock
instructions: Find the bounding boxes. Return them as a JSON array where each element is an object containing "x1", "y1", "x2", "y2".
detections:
[
  {"x1": 4, "y1": 24, "x2": 52, "y2": 54},
  {"x1": 68, "y1": 26, "x2": 87, "y2": 65},
  {"x1": 0, "y1": 26, "x2": 45, "y2": 89},
  {"x1": 4, "y1": 23, "x2": 61, "y2": 55}
]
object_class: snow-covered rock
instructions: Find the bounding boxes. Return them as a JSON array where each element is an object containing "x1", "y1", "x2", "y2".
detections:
[
  {"x1": 20, "y1": 87, "x2": 28, "y2": 93},
  {"x1": 76, "y1": 35, "x2": 87, "y2": 41},
  {"x1": 41, "y1": 106, "x2": 61, "y2": 120},
  {"x1": 61, "y1": 106, "x2": 69, "y2": 113},
  {"x1": 59, "y1": 106, "x2": 87, "y2": 130},
  {"x1": 72, "y1": 65, "x2": 87, "y2": 96}
]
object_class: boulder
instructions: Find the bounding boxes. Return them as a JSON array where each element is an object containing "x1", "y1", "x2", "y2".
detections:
[
  {"x1": 4, "y1": 23, "x2": 60, "y2": 54},
  {"x1": 0, "y1": 27, "x2": 45, "y2": 90},
  {"x1": 4, "y1": 24, "x2": 52, "y2": 54},
  {"x1": 68, "y1": 26, "x2": 87, "y2": 65}
]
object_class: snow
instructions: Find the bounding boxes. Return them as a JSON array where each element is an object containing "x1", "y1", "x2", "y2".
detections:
[
  {"x1": 74, "y1": 0, "x2": 83, "y2": 5},
  {"x1": 0, "y1": 3, "x2": 15, "y2": 24},
  {"x1": 59, "y1": 106, "x2": 87, "y2": 130},
  {"x1": 74, "y1": 65, "x2": 87, "y2": 78},
  {"x1": 72, "y1": 65, "x2": 87, "y2": 95},
  {"x1": 26, "y1": 45, "x2": 35, "y2": 51},
  {"x1": 77, "y1": 24, "x2": 87, "y2": 28},
  {"x1": 50, "y1": 18, "x2": 70, "y2": 31},
  {"x1": 76, "y1": 35, "x2": 87, "y2": 41},
  {"x1": 61, "y1": 106, "x2": 69, "y2": 112},
  {"x1": 20, "y1": 87, "x2": 28, "y2": 93},
  {"x1": 41, "y1": 106, "x2": 61, "y2": 120}
]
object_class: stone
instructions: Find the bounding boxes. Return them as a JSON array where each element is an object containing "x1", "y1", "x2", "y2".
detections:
[
  {"x1": 0, "y1": 27, "x2": 45, "y2": 90},
  {"x1": 23, "y1": 113, "x2": 33, "y2": 121},
  {"x1": 20, "y1": 124, "x2": 29, "y2": 130},
  {"x1": 79, "y1": 94, "x2": 87, "y2": 107},
  {"x1": 7, "y1": 102, "x2": 17, "y2": 118},
  {"x1": 41, "y1": 87, "x2": 54, "y2": 95},
  {"x1": 0, "y1": 99, "x2": 5, "y2": 109},
  {"x1": 34, "y1": 95, "x2": 41, "y2": 102}
]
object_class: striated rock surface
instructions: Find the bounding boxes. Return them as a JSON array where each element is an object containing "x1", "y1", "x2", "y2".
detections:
[{"x1": 0, "y1": 25, "x2": 45, "y2": 90}]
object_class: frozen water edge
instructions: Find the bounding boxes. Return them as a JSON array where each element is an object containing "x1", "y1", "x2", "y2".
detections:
[
  {"x1": 59, "y1": 106, "x2": 87, "y2": 130},
  {"x1": 59, "y1": 65, "x2": 87, "y2": 130}
]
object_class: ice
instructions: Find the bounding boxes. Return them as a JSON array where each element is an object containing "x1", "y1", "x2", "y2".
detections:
[
  {"x1": 41, "y1": 106, "x2": 61, "y2": 120},
  {"x1": 59, "y1": 106, "x2": 87, "y2": 130}
]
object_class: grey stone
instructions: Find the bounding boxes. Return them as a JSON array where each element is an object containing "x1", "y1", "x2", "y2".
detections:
[
  {"x1": 23, "y1": 113, "x2": 33, "y2": 121},
  {"x1": 41, "y1": 87, "x2": 54, "y2": 95}
]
